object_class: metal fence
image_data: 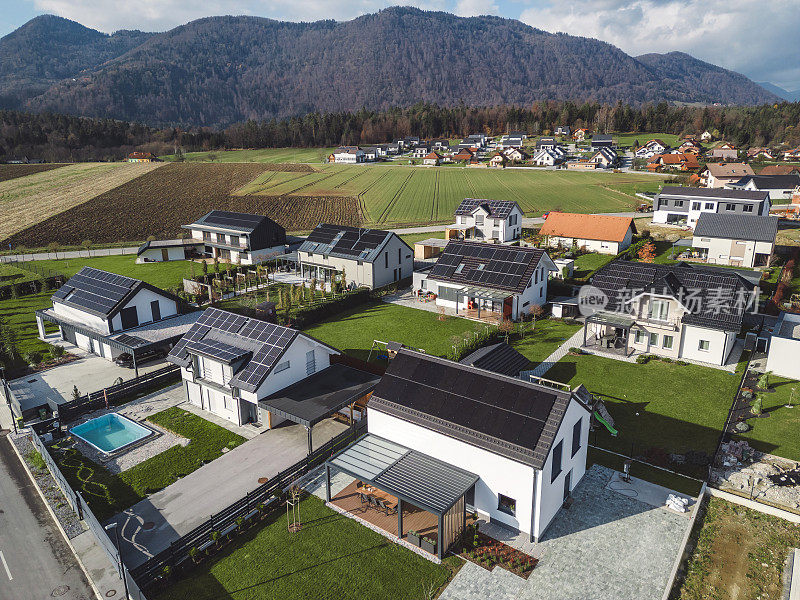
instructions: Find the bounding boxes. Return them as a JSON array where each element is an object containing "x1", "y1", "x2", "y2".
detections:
[
  {"x1": 29, "y1": 429, "x2": 80, "y2": 515},
  {"x1": 129, "y1": 419, "x2": 367, "y2": 591},
  {"x1": 57, "y1": 365, "x2": 181, "y2": 422}
]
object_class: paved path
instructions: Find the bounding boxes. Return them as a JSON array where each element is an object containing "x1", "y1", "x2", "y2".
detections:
[
  {"x1": 524, "y1": 327, "x2": 586, "y2": 379},
  {"x1": 0, "y1": 433, "x2": 94, "y2": 600},
  {"x1": 106, "y1": 418, "x2": 348, "y2": 568}
]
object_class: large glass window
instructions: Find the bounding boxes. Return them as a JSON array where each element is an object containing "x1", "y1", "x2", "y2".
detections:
[
  {"x1": 698, "y1": 340, "x2": 710, "y2": 351},
  {"x1": 663, "y1": 335, "x2": 674, "y2": 349},
  {"x1": 551, "y1": 441, "x2": 563, "y2": 483},
  {"x1": 498, "y1": 494, "x2": 516, "y2": 516},
  {"x1": 648, "y1": 299, "x2": 669, "y2": 321},
  {"x1": 649, "y1": 332, "x2": 659, "y2": 346},
  {"x1": 438, "y1": 285, "x2": 459, "y2": 302},
  {"x1": 571, "y1": 419, "x2": 582, "y2": 457}
]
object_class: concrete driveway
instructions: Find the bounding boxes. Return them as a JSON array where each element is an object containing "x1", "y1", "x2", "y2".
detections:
[
  {"x1": 106, "y1": 418, "x2": 349, "y2": 568},
  {"x1": 9, "y1": 348, "x2": 167, "y2": 416}
]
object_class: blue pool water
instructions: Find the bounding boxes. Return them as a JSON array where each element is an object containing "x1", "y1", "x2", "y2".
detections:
[{"x1": 69, "y1": 413, "x2": 151, "y2": 454}]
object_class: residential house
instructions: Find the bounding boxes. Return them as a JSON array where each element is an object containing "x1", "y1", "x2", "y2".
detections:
[
  {"x1": 782, "y1": 148, "x2": 800, "y2": 161},
  {"x1": 653, "y1": 186, "x2": 771, "y2": 228},
  {"x1": 167, "y1": 308, "x2": 378, "y2": 433},
  {"x1": 497, "y1": 136, "x2": 524, "y2": 149},
  {"x1": 566, "y1": 160, "x2": 599, "y2": 170},
  {"x1": 635, "y1": 139, "x2": 669, "y2": 159},
  {"x1": 692, "y1": 213, "x2": 778, "y2": 268},
  {"x1": 555, "y1": 126, "x2": 571, "y2": 136},
  {"x1": 423, "y1": 151, "x2": 443, "y2": 166},
  {"x1": 647, "y1": 153, "x2": 700, "y2": 172},
  {"x1": 507, "y1": 131, "x2": 528, "y2": 140},
  {"x1": 677, "y1": 140, "x2": 703, "y2": 155},
  {"x1": 330, "y1": 147, "x2": 365, "y2": 163},
  {"x1": 583, "y1": 261, "x2": 756, "y2": 365},
  {"x1": 183, "y1": 210, "x2": 286, "y2": 265},
  {"x1": 362, "y1": 147, "x2": 379, "y2": 161},
  {"x1": 431, "y1": 138, "x2": 450, "y2": 149},
  {"x1": 709, "y1": 144, "x2": 738, "y2": 161},
  {"x1": 539, "y1": 212, "x2": 636, "y2": 254},
  {"x1": 412, "y1": 144, "x2": 434, "y2": 158},
  {"x1": 447, "y1": 198, "x2": 524, "y2": 242},
  {"x1": 488, "y1": 153, "x2": 508, "y2": 168},
  {"x1": 747, "y1": 147, "x2": 776, "y2": 160},
  {"x1": 298, "y1": 224, "x2": 412, "y2": 289},
  {"x1": 323, "y1": 349, "x2": 591, "y2": 558},
  {"x1": 502, "y1": 147, "x2": 530, "y2": 162},
  {"x1": 416, "y1": 240, "x2": 556, "y2": 321},
  {"x1": 727, "y1": 174, "x2": 800, "y2": 200},
  {"x1": 459, "y1": 342, "x2": 532, "y2": 377},
  {"x1": 386, "y1": 142, "x2": 401, "y2": 155},
  {"x1": 536, "y1": 137, "x2": 558, "y2": 151},
  {"x1": 590, "y1": 134, "x2": 614, "y2": 149},
  {"x1": 453, "y1": 148, "x2": 475, "y2": 162},
  {"x1": 136, "y1": 239, "x2": 204, "y2": 263},
  {"x1": 765, "y1": 312, "x2": 800, "y2": 380},
  {"x1": 589, "y1": 147, "x2": 618, "y2": 168},
  {"x1": 701, "y1": 162, "x2": 754, "y2": 187},
  {"x1": 759, "y1": 164, "x2": 800, "y2": 176},
  {"x1": 531, "y1": 148, "x2": 564, "y2": 166},
  {"x1": 127, "y1": 152, "x2": 156, "y2": 162},
  {"x1": 700, "y1": 131, "x2": 714, "y2": 142},
  {"x1": 572, "y1": 129, "x2": 588, "y2": 142},
  {"x1": 35, "y1": 267, "x2": 197, "y2": 364}
]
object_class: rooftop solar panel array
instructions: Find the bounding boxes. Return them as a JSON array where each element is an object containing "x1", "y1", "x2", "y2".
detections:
[
  {"x1": 428, "y1": 241, "x2": 546, "y2": 294},
  {"x1": 167, "y1": 307, "x2": 299, "y2": 392},
  {"x1": 299, "y1": 224, "x2": 394, "y2": 263},
  {"x1": 454, "y1": 198, "x2": 518, "y2": 218},
  {"x1": 591, "y1": 260, "x2": 751, "y2": 331},
  {"x1": 194, "y1": 210, "x2": 266, "y2": 233},
  {"x1": 52, "y1": 267, "x2": 139, "y2": 316},
  {"x1": 370, "y1": 350, "x2": 573, "y2": 468}
]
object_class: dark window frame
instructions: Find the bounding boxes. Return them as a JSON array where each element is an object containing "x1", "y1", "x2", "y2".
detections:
[
  {"x1": 497, "y1": 493, "x2": 516, "y2": 516},
  {"x1": 551, "y1": 440, "x2": 563, "y2": 483},
  {"x1": 572, "y1": 419, "x2": 582, "y2": 457}
]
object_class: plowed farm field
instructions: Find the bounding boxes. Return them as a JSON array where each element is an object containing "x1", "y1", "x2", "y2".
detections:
[{"x1": 0, "y1": 163, "x2": 65, "y2": 182}]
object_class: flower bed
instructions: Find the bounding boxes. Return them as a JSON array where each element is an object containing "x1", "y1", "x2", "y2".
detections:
[{"x1": 455, "y1": 524, "x2": 537, "y2": 579}]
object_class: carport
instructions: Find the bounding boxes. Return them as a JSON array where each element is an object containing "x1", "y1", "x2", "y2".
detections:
[{"x1": 258, "y1": 363, "x2": 380, "y2": 454}]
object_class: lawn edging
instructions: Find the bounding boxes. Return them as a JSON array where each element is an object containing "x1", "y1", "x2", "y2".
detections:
[{"x1": 706, "y1": 486, "x2": 800, "y2": 523}]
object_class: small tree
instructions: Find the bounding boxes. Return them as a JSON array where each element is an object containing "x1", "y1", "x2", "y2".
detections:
[
  {"x1": 213, "y1": 257, "x2": 220, "y2": 273},
  {"x1": 638, "y1": 241, "x2": 657, "y2": 263},
  {"x1": 71, "y1": 385, "x2": 82, "y2": 402},
  {"x1": 46, "y1": 241, "x2": 60, "y2": 260},
  {"x1": 757, "y1": 371, "x2": 771, "y2": 391},
  {"x1": 81, "y1": 239, "x2": 93, "y2": 257},
  {"x1": 528, "y1": 304, "x2": 544, "y2": 336},
  {"x1": 498, "y1": 318, "x2": 515, "y2": 344},
  {"x1": 787, "y1": 387, "x2": 797, "y2": 409},
  {"x1": 202, "y1": 260, "x2": 208, "y2": 276},
  {"x1": 208, "y1": 152, "x2": 218, "y2": 162}
]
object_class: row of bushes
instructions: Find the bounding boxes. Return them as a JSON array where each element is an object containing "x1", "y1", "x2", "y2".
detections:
[
  {"x1": 635, "y1": 354, "x2": 690, "y2": 366},
  {"x1": 0, "y1": 275, "x2": 62, "y2": 300},
  {"x1": 284, "y1": 287, "x2": 372, "y2": 328}
]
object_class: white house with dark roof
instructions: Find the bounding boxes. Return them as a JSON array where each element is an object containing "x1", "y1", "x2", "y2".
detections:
[
  {"x1": 417, "y1": 240, "x2": 556, "y2": 321},
  {"x1": 635, "y1": 139, "x2": 669, "y2": 159},
  {"x1": 446, "y1": 198, "x2": 524, "y2": 243},
  {"x1": 183, "y1": 210, "x2": 286, "y2": 265},
  {"x1": 298, "y1": 224, "x2": 412, "y2": 289},
  {"x1": 168, "y1": 308, "x2": 378, "y2": 438},
  {"x1": 583, "y1": 261, "x2": 757, "y2": 365},
  {"x1": 330, "y1": 147, "x2": 365, "y2": 163},
  {"x1": 35, "y1": 267, "x2": 199, "y2": 368},
  {"x1": 726, "y1": 174, "x2": 800, "y2": 201},
  {"x1": 692, "y1": 213, "x2": 778, "y2": 268},
  {"x1": 324, "y1": 349, "x2": 591, "y2": 555},
  {"x1": 653, "y1": 186, "x2": 771, "y2": 228}
]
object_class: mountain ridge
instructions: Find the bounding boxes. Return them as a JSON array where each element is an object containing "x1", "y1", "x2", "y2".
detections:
[{"x1": 0, "y1": 8, "x2": 779, "y2": 127}]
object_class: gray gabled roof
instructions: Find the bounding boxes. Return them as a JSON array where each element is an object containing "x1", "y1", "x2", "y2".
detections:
[
  {"x1": 658, "y1": 186, "x2": 769, "y2": 203},
  {"x1": 459, "y1": 342, "x2": 532, "y2": 377},
  {"x1": 299, "y1": 224, "x2": 409, "y2": 263},
  {"x1": 368, "y1": 350, "x2": 589, "y2": 469},
  {"x1": 732, "y1": 174, "x2": 800, "y2": 190},
  {"x1": 694, "y1": 213, "x2": 779, "y2": 243}
]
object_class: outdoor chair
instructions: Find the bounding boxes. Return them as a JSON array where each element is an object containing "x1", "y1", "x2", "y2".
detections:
[
  {"x1": 379, "y1": 499, "x2": 397, "y2": 515},
  {"x1": 358, "y1": 492, "x2": 370, "y2": 510},
  {"x1": 367, "y1": 495, "x2": 379, "y2": 511}
]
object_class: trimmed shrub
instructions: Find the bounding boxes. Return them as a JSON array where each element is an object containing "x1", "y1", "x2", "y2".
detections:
[{"x1": 635, "y1": 354, "x2": 651, "y2": 364}]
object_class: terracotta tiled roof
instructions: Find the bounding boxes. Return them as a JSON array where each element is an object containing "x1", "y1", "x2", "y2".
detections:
[{"x1": 539, "y1": 212, "x2": 635, "y2": 243}]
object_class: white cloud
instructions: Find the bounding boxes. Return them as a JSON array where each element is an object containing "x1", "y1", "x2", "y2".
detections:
[
  {"x1": 455, "y1": 0, "x2": 499, "y2": 17},
  {"x1": 520, "y1": 0, "x2": 800, "y2": 90},
  {"x1": 31, "y1": 0, "x2": 447, "y2": 32}
]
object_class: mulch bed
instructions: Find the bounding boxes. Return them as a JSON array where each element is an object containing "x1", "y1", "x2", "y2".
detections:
[{"x1": 454, "y1": 525, "x2": 538, "y2": 579}]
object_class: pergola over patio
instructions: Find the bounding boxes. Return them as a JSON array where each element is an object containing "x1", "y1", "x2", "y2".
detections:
[
  {"x1": 258, "y1": 364, "x2": 380, "y2": 453},
  {"x1": 583, "y1": 310, "x2": 636, "y2": 355},
  {"x1": 325, "y1": 434, "x2": 478, "y2": 559}
]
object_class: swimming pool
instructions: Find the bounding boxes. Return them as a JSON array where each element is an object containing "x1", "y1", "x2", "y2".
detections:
[{"x1": 69, "y1": 413, "x2": 152, "y2": 454}]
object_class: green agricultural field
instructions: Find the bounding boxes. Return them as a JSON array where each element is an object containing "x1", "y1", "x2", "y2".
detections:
[
  {"x1": 613, "y1": 132, "x2": 683, "y2": 147},
  {"x1": 238, "y1": 164, "x2": 665, "y2": 228},
  {"x1": 160, "y1": 147, "x2": 336, "y2": 163}
]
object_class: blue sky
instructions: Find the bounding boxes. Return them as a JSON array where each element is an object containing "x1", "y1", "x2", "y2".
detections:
[{"x1": 2, "y1": 1, "x2": 798, "y2": 91}]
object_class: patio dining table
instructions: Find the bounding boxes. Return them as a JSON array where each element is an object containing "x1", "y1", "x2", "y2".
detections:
[{"x1": 358, "y1": 483, "x2": 398, "y2": 508}]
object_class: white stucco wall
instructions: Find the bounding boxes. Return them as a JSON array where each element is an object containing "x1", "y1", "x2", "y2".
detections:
[
  {"x1": 136, "y1": 246, "x2": 186, "y2": 263},
  {"x1": 766, "y1": 336, "x2": 800, "y2": 379},
  {"x1": 52, "y1": 301, "x2": 110, "y2": 334},
  {"x1": 678, "y1": 325, "x2": 734, "y2": 365},
  {"x1": 109, "y1": 287, "x2": 178, "y2": 332},
  {"x1": 368, "y1": 409, "x2": 536, "y2": 534},
  {"x1": 547, "y1": 237, "x2": 620, "y2": 255}
]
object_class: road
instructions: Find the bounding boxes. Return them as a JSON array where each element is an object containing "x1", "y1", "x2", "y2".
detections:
[{"x1": 0, "y1": 432, "x2": 95, "y2": 600}]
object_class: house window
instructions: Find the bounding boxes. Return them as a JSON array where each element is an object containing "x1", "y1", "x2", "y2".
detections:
[
  {"x1": 385, "y1": 252, "x2": 388, "y2": 269},
  {"x1": 475, "y1": 214, "x2": 484, "y2": 226},
  {"x1": 698, "y1": 340, "x2": 710, "y2": 352},
  {"x1": 635, "y1": 330, "x2": 646, "y2": 344},
  {"x1": 421, "y1": 279, "x2": 427, "y2": 290},
  {"x1": 438, "y1": 286, "x2": 459, "y2": 302},
  {"x1": 743, "y1": 205, "x2": 753, "y2": 213},
  {"x1": 725, "y1": 203, "x2": 736, "y2": 211},
  {"x1": 306, "y1": 350, "x2": 316, "y2": 376},
  {"x1": 497, "y1": 494, "x2": 516, "y2": 516},
  {"x1": 663, "y1": 335, "x2": 674, "y2": 349},
  {"x1": 216, "y1": 233, "x2": 225, "y2": 244},
  {"x1": 691, "y1": 202, "x2": 702, "y2": 211},
  {"x1": 674, "y1": 200, "x2": 684, "y2": 207},
  {"x1": 551, "y1": 441, "x2": 563, "y2": 482},
  {"x1": 534, "y1": 270, "x2": 538, "y2": 284},
  {"x1": 203, "y1": 231, "x2": 212, "y2": 242},
  {"x1": 455, "y1": 264, "x2": 465, "y2": 274},
  {"x1": 540, "y1": 288, "x2": 543, "y2": 298},
  {"x1": 649, "y1": 332, "x2": 659, "y2": 346},
  {"x1": 705, "y1": 202, "x2": 714, "y2": 209},
  {"x1": 230, "y1": 235, "x2": 240, "y2": 247},
  {"x1": 571, "y1": 419, "x2": 582, "y2": 457},
  {"x1": 274, "y1": 360, "x2": 290, "y2": 373},
  {"x1": 648, "y1": 299, "x2": 669, "y2": 321}
]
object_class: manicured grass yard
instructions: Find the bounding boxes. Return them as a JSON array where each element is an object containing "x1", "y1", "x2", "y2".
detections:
[
  {"x1": 546, "y1": 354, "x2": 739, "y2": 462},
  {"x1": 398, "y1": 231, "x2": 445, "y2": 247},
  {"x1": 35, "y1": 254, "x2": 197, "y2": 290},
  {"x1": 0, "y1": 290, "x2": 57, "y2": 358},
  {"x1": 152, "y1": 494, "x2": 460, "y2": 600},
  {"x1": 569, "y1": 252, "x2": 615, "y2": 280},
  {"x1": 512, "y1": 319, "x2": 581, "y2": 365},
  {"x1": 51, "y1": 407, "x2": 245, "y2": 521},
  {"x1": 678, "y1": 497, "x2": 800, "y2": 600},
  {"x1": 302, "y1": 300, "x2": 487, "y2": 361},
  {"x1": 734, "y1": 375, "x2": 800, "y2": 461}
]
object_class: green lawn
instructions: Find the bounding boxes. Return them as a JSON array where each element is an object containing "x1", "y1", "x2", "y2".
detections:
[
  {"x1": 237, "y1": 164, "x2": 665, "y2": 227},
  {"x1": 398, "y1": 231, "x2": 446, "y2": 247},
  {"x1": 0, "y1": 263, "x2": 39, "y2": 285},
  {"x1": 512, "y1": 319, "x2": 581, "y2": 365},
  {"x1": 302, "y1": 301, "x2": 487, "y2": 362},
  {"x1": 613, "y1": 132, "x2": 683, "y2": 147},
  {"x1": 546, "y1": 354, "x2": 739, "y2": 467},
  {"x1": 34, "y1": 255, "x2": 198, "y2": 290},
  {"x1": 153, "y1": 494, "x2": 459, "y2": 600},
  {"x1": 0, "y1": 290, "x2": 57, "y2": 359},
  {"x1": 51, "y1": 407, "x2": 245, "y2": 520},
  {"x1": 570, "y1": 252, "x2": 616, "y2": 280},
  {"x1": 734, "y1": 376, "x2": 800, "y2": 461},
  {"x1": 160, "y1": 147, "x2": 336, "y2": 163}
]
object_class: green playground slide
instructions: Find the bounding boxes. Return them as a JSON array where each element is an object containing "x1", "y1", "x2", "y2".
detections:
[{"x1": 594, "y1": 411, "x2": 618, "y2": 436}]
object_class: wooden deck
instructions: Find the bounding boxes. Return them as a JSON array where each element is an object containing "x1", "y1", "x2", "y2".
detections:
[
  {"x1": 331, "y1": 480, "x2": 438, "y2": 541},
  {"x1": 462, "y1": 308, "x2": 503, "y2": 324}
]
